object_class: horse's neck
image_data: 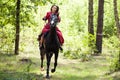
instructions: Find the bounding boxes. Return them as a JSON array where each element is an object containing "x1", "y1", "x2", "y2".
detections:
[{"x1": 49, "y1": 27, "x2": 57, "y2": 40}]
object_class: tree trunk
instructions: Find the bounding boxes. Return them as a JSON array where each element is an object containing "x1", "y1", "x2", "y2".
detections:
[
  {"x1": 96, "y1": 0, "x2": 104, "y2": 53},
  {"x1": 15, "y1": 0, "x2": 20, "y2": 55},
  {"x1": 113, "y1": 0, "x2": 120, "y2": 70},
  {"x1": 88, "y1": 0, "x2": 94, "y2": 47},
  {"x1": 88, "y1": 0, "x2": 94, "y2": 35},
  {"x1": 113, "y1": 0, "x2": 120, "y2": 39}
]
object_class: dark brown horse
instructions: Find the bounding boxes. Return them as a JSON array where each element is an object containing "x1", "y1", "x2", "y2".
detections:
[{"x1": 39, "y1": 14, "x2": 62, "y2": 79}]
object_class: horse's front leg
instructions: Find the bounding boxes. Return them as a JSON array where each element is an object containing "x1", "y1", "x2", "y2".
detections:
[
  {"x1": 40, "y1": 44, "x2": 45, "y2": 71},
  {"x1": 51, "y1": 52, "x2": 58, "y2": 73},
  {"x1": 46, "y1": 53, "x2": 52, "y2": 79}
]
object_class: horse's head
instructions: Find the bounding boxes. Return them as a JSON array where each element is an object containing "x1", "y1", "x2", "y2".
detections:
[{"x1": 50, "y1": 14, "x2": 58, "y2": 27}]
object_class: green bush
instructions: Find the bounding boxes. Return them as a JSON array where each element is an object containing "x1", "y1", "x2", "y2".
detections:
[
  {"x1": 103, "y1": 36, "x2": 120, "y2": 72},
  {"x1": 110, "y1": 51, "x2": 120, "y2": 72},
  {"x1": 0, "y1": 25, "x2": 15, "y2": 53}
]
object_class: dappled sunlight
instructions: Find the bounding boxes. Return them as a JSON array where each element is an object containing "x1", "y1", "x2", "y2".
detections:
[{"x1": 0, "y1": 0, "x2": 120, "y2": 79}]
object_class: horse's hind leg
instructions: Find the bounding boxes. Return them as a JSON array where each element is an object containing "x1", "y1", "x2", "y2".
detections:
[
  {"x1": 51, "y1": 52, "x2": 58, "y2": 73},
  {"x1": 40, "y1": 48, "x2": 45, "y2": 71}
]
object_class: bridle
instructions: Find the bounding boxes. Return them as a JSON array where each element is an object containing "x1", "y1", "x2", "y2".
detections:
[{"x1": 50, "y1": 14, "x2": 58, "y2": 27}]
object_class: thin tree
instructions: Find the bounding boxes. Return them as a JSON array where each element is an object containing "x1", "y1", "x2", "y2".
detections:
[
  {"x1": 96, "y1": 0, "x2": 104, "y2": 53},
  {"x1": 88, "y1": 0, "x2": 94, "y2": 35},
  {"x1": 15, "y1": 0, "x2": 21, "y2": 55},
  {"x1": 113, "y1": 0, "x2": 120, "y2": 70},
  {"x1": 88, "y1": 0, "x2": 94, "y2": 47},
  {"x1": 113, "y1": 0, "x2": 120, "y2": 38}
]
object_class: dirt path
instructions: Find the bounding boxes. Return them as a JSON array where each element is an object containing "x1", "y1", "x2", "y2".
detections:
[
  {"x1": 37, "y1": 54, "x2": 119, "y2": 80},
  {"x1": 0, "y1": 52, "x2": 120, "y2": 80},
  {"x1": 19, "y1": 52, "x2": 111, "y2": 80}
]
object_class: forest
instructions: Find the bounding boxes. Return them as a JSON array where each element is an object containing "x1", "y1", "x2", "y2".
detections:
[{"x1": 0, "y1": 0, "x2": 120, "y2": 80}]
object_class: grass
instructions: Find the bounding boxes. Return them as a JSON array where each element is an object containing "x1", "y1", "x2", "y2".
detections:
[{"x1": 0, "y1": 52, "x2": 120, "y2": 80}]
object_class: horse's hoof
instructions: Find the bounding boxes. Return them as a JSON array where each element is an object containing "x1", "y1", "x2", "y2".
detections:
[
  {"x1": 41, "y1": 67, "x2": 44, "y2": 71},
  {"x1": 46, "y1": 75, "x2": 50, "y2": 79},
  {"x1": 51, "y1": 69, "x2": 55, "y2": 73}
]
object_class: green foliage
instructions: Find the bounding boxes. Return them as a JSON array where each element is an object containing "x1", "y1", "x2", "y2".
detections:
[
  {"x1": 62, "y1": 0, "x2": 119, "y2": 63},
  {"x1": 0, "y1": 0, "x2": 120, "y2": 79},
  {"x1": 0, "y1": 0, "x2": 16, "y2": 52},
  {"x1": 110, "y1": 51, "x2": 120, "y2": 72},
  {"x1": 0, "y1": 0, "x2": 15, "y2": 26},
  {"x1": 93, "y1": 0, "x2": 117, "y2": 37},
  {"x1": 69, "y1": 7, "x2": 84, "y2": 32},
  {"x1": 103, "y1": 36, "x2": 119, "y2": 60},
  {"x1": 0, "y1": 25, "x2": 15, "y2": 53},
  {"x1": 104, "y1": 0, "x2": 117, "y2": 37},
  {"x1": 60, "y1": 0, "x2": 96, "y2": 60},
  {"x1": 103, "y1": 36, "x2": 120, "y2": 49},
  {"x1": 63, "y1": 33, "x2": 95, "y2": 60},
  {"x1": 20, "y1": 0, "x2": 38, "y2": 27},
  {"x1": 103, "y1": 36, "x2": 120, "y2": 72},
  {"x1": 59, "y1": 0, "x2": 90, "y2": 59},
  {"x1": 30, "y1": 0, "x2": 47, "y2": 6},
  {"x1": 0, "y1": 0, "x2": 49, "y2": 52},
  {"x1": 0, "y1": 0, "x2": 120, "y2": 70}
]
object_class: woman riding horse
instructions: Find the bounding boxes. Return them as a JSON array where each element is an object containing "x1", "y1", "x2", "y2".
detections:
[
  {"x1": 38, "y1": 5, "x2": 64, "y2": 79},
  {"x1": 38, "y1": 5, "x2": 64, "y2": 48}
]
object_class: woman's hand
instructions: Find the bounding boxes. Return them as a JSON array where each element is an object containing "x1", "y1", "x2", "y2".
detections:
[{"x1": 42, "y1": 17, "x2": 47, "y2": 21}]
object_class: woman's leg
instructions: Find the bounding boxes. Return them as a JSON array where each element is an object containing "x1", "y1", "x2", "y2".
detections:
[
  {"x1": 40, "y1": 34, "x2": 44, "y2": 47},
  {"x1": 56, "y1": 27, "x2": 64, "y2": 45}
]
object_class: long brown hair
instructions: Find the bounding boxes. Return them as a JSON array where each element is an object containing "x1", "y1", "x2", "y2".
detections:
[{"x1": 50, "y1": 5, "x2": 59, "y2": 13}]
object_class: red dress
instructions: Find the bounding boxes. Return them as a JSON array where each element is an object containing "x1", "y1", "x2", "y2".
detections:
[{"x1": 42, "y1": 12, "x2": 64, "y2": 45}]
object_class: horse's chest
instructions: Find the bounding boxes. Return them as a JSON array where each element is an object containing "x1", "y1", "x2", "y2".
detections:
[{"x1": 45, "y1": 43, "x2": 59, "y2": 51}]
